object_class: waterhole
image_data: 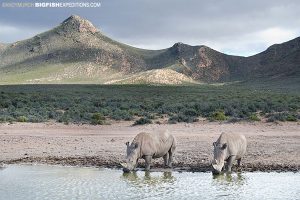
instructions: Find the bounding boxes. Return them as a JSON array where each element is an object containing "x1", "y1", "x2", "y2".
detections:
[{"x1": 0, "y1": 165, "x2": 299, "y2": 200}]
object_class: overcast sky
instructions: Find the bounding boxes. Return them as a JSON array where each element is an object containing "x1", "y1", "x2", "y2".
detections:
[{"x1": 0, "y1": 0, "x2": 300, "y2": 56}]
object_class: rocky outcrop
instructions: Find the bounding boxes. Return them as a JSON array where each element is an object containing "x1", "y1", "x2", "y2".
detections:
[
  {"x1": 61, "y1": 15, "x2": 98, "y2": 34},
  {"x1": 105, "y1": 69, "x2": 197, "y2": 84}
]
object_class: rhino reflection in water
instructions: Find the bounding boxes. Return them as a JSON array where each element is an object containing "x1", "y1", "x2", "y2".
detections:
[
  {"x1": 212, "y1": 133, "x2": 247, "y2": 175},
  {"x1": 0, "y1": 165, "x2": 5, "y2": 171},
  {"x1": 122, "y1": 171, "x2": 175, "y2": 186},
  {"x1": 213, "y1": 172, "x2": 246, "y2": 187},
  {"x1": 121, "y1": 130, "x2": 176, "y2": 172}
]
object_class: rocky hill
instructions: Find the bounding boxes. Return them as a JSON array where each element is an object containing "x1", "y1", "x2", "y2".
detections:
[
  {"x1": 243, "y1": 37, "x2": 300, "y2": 79},
  {"x1": 0, "y1": 15, "x2": 299, "y2": 84}
]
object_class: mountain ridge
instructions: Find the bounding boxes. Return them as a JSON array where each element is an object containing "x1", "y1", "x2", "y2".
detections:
[{"x1": 0, "y1": 15, "x2": 299, "y2": 84}]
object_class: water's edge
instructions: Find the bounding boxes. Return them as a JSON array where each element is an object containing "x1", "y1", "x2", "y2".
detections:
[{"x1": 2, "y1": 156, "x2": 299, "y2": 173}]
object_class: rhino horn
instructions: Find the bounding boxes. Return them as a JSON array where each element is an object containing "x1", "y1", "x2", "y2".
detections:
[
  {"x1": 212, "y1": 163, "x2": 219, "y2": 171},
  {"x1": 120, "y1": 162, "x2": 127, "y2": 168}
]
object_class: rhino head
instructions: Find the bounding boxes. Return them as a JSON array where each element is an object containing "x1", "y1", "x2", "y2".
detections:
[
  {"x1": 121, "y1": 141, "x2": 139, "y2": 172},
  {"x1": 212, "y1": 142, "x2": 227, "y2": 174}
]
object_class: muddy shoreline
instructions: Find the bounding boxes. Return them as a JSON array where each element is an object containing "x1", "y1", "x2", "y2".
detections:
[
  {"x1": 1, "y1": 121, "x2": 299, "y2": 173},
  {"x1": 3, "y1": 156, "x2": 299, "y2": 173}
]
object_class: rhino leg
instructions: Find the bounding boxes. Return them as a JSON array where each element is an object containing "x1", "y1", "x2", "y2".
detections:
[
  {"x1": 144, "y1": 155, "x2": 152, "y2": 171},
  {"x1": 226, "y1": 155, "x2": 236, "y2": 172},
  {"x1": 167, "y1": 149, "x2": 174, "y2": 168},
  {"x1": 163, "y1": 154, "x2": 169, "y2": 167},
  {"x1": 135, "y1": 158, "x2": 139, "y2": 168},
  {"x1": 237, "y1": 158, "x2": 241, "y2": 167}
]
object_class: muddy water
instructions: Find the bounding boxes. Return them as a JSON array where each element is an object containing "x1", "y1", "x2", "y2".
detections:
[{"x1": 0, "y1": 165, "x2": 299, "y2": 200}]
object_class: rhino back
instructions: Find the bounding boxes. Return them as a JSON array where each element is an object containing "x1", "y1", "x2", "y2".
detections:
[
  {"x1": 218, "y1": 133, "x2": 247, "y2": 158},
  {"x1": 134, "y1": 131, "x2": 174, "y2": 158}
]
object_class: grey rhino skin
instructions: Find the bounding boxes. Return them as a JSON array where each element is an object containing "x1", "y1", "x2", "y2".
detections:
[
  {"x1": 121, "y1": 130, "x2": 176, "y2": 172},
  {"x1": 212, "y1": 132, "x2": 247, "y2": 174}
]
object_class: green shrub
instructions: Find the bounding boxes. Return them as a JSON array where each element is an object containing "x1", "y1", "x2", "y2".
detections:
[
  {"x1": 111, "y1": 109, "x2": 133, "y2": 121},
  {"x1": 91, "y1": 113, "x2": 106, "y2": 125},
  {"x1": 5, "y1": 116, "x2": 15, "y2": 123},
  {"x1": 286, "y1": 114, "x2": 297, "y2": 122},
  {"x1": 17, "y1": 116, "x2": 28, "y2": 122},
  {"x1": 58, "y1": 113, "x2": 70, "y2": 124},
  {"x1": 168, "y1": 114, "x2": 198, "y2": 124},
  {"x1": 249, "y1": 113, "x2": 260, "y2": 121},
  {"x1": 266, "y1": 112, "x2": 297, "y2": 122},
  {"x1": 209, "y1": 111, "x2": 227, "y2": 121},
  {"x1": 183, "y1": 108, "x2": 198, "y2": 116},
  {"x1": 0, "y1": 117, "x2": 6, "y2": 123},
  {"x1": 133, "y1": 117, "x2": 152, "y2": 126},
  {"x1": 144, "y1": 113, "x2": 156, "y2": 119},
  {"x1": 28, "y1": 115, "x2": 46, "y2": 123}
]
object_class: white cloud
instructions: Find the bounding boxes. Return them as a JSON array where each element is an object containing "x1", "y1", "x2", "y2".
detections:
[
  {"x1": 194, "y1": 27, "x2": 299, "y2": 56},
  {"x1": 256, "y1": 27, "x2": 298, "y2": 46},
  {"x1": 0, "y1": 24, "x2": 19, "y2": 33}
]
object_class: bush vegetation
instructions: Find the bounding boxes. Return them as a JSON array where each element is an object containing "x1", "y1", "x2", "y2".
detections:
[
  {"x1": 248, "y1": 113, "x2": 260, "y2": 121},
  {"x1": 0, "y1": 84, "x2": 299, "y2": 125},
  {"x1": 16, "y1": 116, "x2": 28, "y2": 122},
  {"x1": 91, "y1": 113, "x2": 106, "y2": 125},
  {"x1": 133, "y1": 117, "x2": 152, "y2": 126},
  {"x1": 209, "y1": 111, "x2": 227, "y2": 121}
]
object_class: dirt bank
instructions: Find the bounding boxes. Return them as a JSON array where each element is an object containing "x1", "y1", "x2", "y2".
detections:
[{"x1": 0, "y1": 121, "x2": 299, "y2": 172}]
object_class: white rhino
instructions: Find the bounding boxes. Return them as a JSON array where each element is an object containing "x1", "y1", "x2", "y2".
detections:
[
  {"x1": 212, "y1": 132, "x2": 247, "y2": 174},
  {"x1": 121, "y1": 130, "x2": 176, "y2": 172}
]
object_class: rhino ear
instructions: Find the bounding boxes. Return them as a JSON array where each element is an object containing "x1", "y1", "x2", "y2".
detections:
[
  {"x1": 134, "y1": 143, "x2": 139, "y2": 149},
  {"x1": 222, "y1": 143, "x2": 227, "y2": 150},
  {"x1": 125, "y1": 142, "x2": 130, "y2": 146}
]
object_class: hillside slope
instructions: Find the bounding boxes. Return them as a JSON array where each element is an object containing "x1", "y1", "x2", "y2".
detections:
[{"x1": 0, "y1": 15, "x2": 299, "y2": 84}]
